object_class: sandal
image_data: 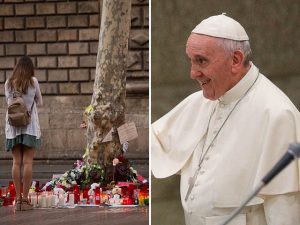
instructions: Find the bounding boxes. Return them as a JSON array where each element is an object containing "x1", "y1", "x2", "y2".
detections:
[
  {"x1": 15, "y1": 198, "x2": 22, "y2": 211},
  {"x1": 21, "y1": 198, "x2": 33, "y2": 211}
]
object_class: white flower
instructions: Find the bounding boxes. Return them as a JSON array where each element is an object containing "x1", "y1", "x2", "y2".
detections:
[
  {"x1": 122, "y1": 142, "x2": 129, "y2": 152},
  {"x1": 90, "y1": 183, "x2": 100, "y2": 190},
  {"x1": 70, "y1": 172, "x2": 75, "y2": 178},
  {"x1": 142, "y1": 179, "x2": 148, "y2": 184}
]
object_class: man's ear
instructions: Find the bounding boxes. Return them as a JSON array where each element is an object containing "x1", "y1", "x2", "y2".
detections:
[{"x1": 231, "y1": 50, "x2": 244, "y2": 74}]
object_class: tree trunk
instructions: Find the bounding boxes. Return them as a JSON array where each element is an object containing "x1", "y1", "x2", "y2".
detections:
[{"x1": 85, "y1": 0, "x2": 131, "y2": 168}]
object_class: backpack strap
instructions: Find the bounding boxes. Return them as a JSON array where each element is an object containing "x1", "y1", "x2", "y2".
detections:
[{"x1": 12, "y1": 91, "x2": 22, "y2": 98}]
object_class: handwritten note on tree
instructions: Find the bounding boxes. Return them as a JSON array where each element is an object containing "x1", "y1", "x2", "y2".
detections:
[{"x1": 117, "y1": 122, "x2": 138, "y2": 144}]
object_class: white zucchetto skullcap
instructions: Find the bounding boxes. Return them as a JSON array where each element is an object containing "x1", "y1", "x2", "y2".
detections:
[{"x1": 192, "y1": 13, "x2": 249, "y2": 41}]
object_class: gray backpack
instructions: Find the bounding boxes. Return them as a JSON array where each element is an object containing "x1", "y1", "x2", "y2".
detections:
[{"x1": 7, "y1": 92, "x2": 34, "y2": 127}]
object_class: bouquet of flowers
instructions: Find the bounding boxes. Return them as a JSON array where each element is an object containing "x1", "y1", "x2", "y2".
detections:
[
  {"x1": 106, "y1": 155, "x2": 147, "y2": 185},
  {"x1": 80, "y1": 163, "x2": 104, "y2": 188},
  {"x1": 43, "y1": 160, "x2": 104, "y2": 191}
]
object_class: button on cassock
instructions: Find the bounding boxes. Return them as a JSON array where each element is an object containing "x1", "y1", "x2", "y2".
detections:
[{"x1": 219, "y1": 103, "x2": 225, "y2": 108}]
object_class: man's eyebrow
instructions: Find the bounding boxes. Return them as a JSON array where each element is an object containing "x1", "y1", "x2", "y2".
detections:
[{"x1": 194, "y1": 54, "x2": 208, "y2": 60}]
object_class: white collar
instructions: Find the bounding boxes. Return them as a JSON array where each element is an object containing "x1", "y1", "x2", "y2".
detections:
[{"x1": 219, "y1": 63, "x2": 259, "y2": 104}]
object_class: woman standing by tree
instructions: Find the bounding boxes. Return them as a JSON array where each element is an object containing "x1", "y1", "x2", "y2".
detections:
[{"x1": 4, "y1": 56, "x2": 43, "y2": 211}]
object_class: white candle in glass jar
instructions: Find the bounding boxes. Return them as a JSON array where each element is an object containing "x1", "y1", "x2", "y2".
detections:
[
  {"x1": 69, "y1": 193, "x2": 74, "y2": 206},
  {"x1": 51, "y1": 194, "x2": 57, "y2": 207},
  {"x1": 58, "y1": 194, "x2": 64, "y2": 206},
  {"x1": 31, "y1": 195, "x2": 37, "y2": 208},
  {"x1": 39, "y1": 195, "x2": 46, "y2": 208},
  {"x1": 46, "y1": 195, "x2": 51, "y2": 208}
]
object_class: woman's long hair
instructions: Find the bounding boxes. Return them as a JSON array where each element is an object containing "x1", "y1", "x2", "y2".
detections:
[{"x1": 8, "y1": 56, "x2": 34, "y2": 94}]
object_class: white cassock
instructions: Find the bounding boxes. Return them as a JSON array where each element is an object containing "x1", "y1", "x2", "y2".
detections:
[{"x1": 152, "y1": 63, "x2": 300, "y2": 225}]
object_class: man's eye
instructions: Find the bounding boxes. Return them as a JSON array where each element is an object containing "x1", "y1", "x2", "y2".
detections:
[{"x1": 195, "y1": 58, "x2": 205, "y2": 65}]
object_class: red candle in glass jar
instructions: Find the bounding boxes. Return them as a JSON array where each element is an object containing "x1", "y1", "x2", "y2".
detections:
[
  {"x1": 3, "y1": 197, "x2": 9, "y2": 206},
  {"x1": 94, "y1": 187, "x2": 101, "y2": 205},
  {"x1": 9, "y1": 196, "x2": 14, "y2": 205},
  {"x1": 8, "y1": 181, "x2": 16, "y2": 199},
  {"x1": 83, "y1": 187, "x2": 89, "y2": 200},
  {"x1": 35, "y1": 181, "x2": 40, "y2": 192},
  {"x1": 122, "y1": 198, "x2": 127, "y2": 205},
  {"x1": 128, "y1": 198, "x2": 133, "y2": 205},
  {"x1": 73, "y1": 185, "x2": 80, "y2": 204}
]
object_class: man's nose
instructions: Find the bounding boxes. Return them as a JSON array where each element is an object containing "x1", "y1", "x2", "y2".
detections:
[{"x1": 190, "y1": 68, "x2": 202, "y2": 79}]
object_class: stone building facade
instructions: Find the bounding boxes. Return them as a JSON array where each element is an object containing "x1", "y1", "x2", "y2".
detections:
[{"x1": 0, "y1": 0, "x2": 149, "y2": 177}]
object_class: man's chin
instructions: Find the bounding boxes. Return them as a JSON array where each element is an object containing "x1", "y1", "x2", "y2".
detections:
[{"x1": 202, "y1": 91, "x2": 218, "y2": 101}]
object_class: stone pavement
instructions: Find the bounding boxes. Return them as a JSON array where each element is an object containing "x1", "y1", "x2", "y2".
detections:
[{"x1": 0, "y1": 205, "x2": 149, "y2": 225}]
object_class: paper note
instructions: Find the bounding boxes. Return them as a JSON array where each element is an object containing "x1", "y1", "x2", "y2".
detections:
[{"x1": 117, "y1": 122, "x2": 138, "y2": 144}]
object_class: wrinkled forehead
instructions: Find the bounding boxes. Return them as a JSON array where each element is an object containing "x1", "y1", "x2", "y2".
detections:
[{"x1": 186, "y1": 33, "x2": 220, "y2": 56}]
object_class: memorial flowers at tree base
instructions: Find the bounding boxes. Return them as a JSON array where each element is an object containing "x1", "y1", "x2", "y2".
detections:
[{"x1": 0, "y1": 157, "x2": 148, "y2": 209}]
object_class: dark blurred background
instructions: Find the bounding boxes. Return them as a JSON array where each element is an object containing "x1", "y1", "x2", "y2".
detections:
[{"x1": 151, "y1": 1, "x2": 300, "y2": 224}]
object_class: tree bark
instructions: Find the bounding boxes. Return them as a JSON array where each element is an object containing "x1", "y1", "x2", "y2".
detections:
[{"x1": 85, "y1": 0, "x2": 131, "y2": 167}]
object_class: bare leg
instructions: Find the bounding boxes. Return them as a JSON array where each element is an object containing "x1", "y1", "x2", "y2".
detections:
[
  {"x1": 12, "y1": 144, "x2": 23, "y2": 200},
  {"x1": 22, "y1": 146, "x2": 35, "y2": 199}
]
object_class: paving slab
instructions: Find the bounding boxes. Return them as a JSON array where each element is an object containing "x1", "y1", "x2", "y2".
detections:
[{"x1": 0, "y1": 205, "x2": 149, "y2": 225}]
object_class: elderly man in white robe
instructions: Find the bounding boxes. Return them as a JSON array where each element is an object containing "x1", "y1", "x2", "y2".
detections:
[{"x1": 152, "y1": 14, "x2": 300, "y2": 225}]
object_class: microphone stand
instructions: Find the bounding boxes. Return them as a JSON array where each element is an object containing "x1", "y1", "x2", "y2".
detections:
[
  {"x1": 219, "y1": 143, "x2": 300, "y2": 225},
  {"x1": 219, "y1": 182, "x2": 264, "y2": 225}
]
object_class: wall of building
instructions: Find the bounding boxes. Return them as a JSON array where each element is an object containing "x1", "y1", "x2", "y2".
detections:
[{"x1": 0, "y1": 0, "x2": 149, "y2": 166}]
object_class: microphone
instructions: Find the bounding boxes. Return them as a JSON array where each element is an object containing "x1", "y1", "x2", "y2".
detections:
[
  {"x1": 220, "y1": 143, "x2": 300, "y2": 225},
  {"x1": 262, "y1": 143, "x2": 300, "y2": 185}
]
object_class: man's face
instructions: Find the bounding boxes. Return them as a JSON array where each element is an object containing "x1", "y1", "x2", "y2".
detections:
[{"x1": 186, "y1": 34, "x2": 235, "y2": 100}]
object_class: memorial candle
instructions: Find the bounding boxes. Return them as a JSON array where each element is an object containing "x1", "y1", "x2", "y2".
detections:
[
  {"x1": 51, "y1": 194, "x2": 56, "y2": 207},
  {"x1": 31, "y1": 193, "x2": 38, "y2": 207},
  {"x1": 1, "y1": 186, "x2": 7, "y2": 197},
  {"x1": 82, "y1": 187, "x2": 89, "y2": 200},
  {"x1": 69, "y1": 193, "x2": 74, "y2": 206},
  {"x1": 58, "y1": 194, "x2": 64, "y2": 207},
  {"x1": 39, "y1": 194, "x2": 46, "y2": 208},
  {"x1": 8, "y1": 181, "x2": 16, "y2": 199},
  {"x1": 46, "y1": 193, "x2": 52, "y2": 208},
  {"x1": 73, "y1": 185, "x2": 80, "y2": 204},
  {"x1": 122, "y1": 197, "x2": 128, "y2": 205},
  {"x1": 94, "y1": 187, "x2": 101, "y2": 205}
]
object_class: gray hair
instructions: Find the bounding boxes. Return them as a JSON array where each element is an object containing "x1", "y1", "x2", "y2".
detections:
[{"x1": 217, "y1": 38, "x2": 252, "y2": 66}]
